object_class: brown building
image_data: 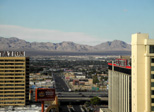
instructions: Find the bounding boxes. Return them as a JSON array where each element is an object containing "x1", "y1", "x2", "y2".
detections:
[{"x1": 0, "y1": 52, "x2": 29, "y2": 106}]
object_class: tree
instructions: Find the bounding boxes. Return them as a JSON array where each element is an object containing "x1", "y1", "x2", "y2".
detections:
[
  {"x1": 90, "y1": 96, "x2": 101, "y2": 105},
  {"x1": 93, "y1": 75, "x2": 99, "y2": 84},
  {"x1": 84, "y1": 101, "x2": 90, "y2": 107}
]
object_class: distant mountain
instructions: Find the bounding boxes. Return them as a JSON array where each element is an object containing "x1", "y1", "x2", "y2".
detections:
[
  {"x1": 94, "y1": 40, "x2": 131, "y2": 51},
  {"x1": 0, "y1": 37, "x2": 131, "y2": 55}
]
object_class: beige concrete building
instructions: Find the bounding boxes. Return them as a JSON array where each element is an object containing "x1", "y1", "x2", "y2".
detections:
[
  {"x1": 108, "y1": 59, "x2": 131, "y2": 112},
  {"x1": 131, "y1": 33, "x2": 154, "y2": 112},
  {"x1": 69, "y1": 78, "x2": 93, "y2": 91},
  {"x1": 0, "y1": 55, "x2": 29, "y2": 106}
]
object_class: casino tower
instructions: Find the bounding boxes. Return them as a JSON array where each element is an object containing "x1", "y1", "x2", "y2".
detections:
[{"x1": 0, "y1": 51, "x2": 29, "y2": 106}]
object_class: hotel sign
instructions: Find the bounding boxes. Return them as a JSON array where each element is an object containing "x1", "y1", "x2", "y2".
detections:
[
  {"x1": 35, "y1": 88, "x2": 55, "y2": 101},
  {"x1": 0, "y1": 51, "x2": 25, "y2": 57}
]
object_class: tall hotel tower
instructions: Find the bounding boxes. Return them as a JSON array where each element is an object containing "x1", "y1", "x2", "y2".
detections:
[
  {"x1": 108, "y1": 57, "x2": 131, "y2": 112},
  {"x1": 0, "y1": 51, "x2": 29, "y2": 106},
  {"x1": 132, "y1": 33, "x2": 154, "y2": 112}
]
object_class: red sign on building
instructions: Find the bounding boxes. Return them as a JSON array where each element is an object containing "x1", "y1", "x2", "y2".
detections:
[{"x1": 35, "y1": 88, "x2": 55, "y2": 102}]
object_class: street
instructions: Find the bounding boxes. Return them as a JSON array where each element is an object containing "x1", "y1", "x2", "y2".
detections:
[{"x1": 53, "y1": 73, "x2": 69, "y2": 92}]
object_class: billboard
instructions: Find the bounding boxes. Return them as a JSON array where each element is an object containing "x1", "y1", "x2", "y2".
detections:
[{"x1": 35, "y1": 88, "x2": 55, "y2": 101}]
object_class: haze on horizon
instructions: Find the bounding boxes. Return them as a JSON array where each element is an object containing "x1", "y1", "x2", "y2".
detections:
[{"x1": 0, "y1": 0, "x2": 154, "y2": 46}]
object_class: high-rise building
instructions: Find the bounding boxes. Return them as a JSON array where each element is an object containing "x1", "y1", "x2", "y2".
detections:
[
  {"x1": 0, "y1": 51, "x2": 29, "y2": 106},
  {"x1": 100, "y1": 57, "x2": 131, "y2": 112},
  {"x1": 108, "y1": 58, "x2": 131, "y2": 112},
  {"x1": 131, "y1": 33, "x2": 154, "y2": 112},
  {"x1": 100, "y1": 33, "x2": 154, "y2": 112}
]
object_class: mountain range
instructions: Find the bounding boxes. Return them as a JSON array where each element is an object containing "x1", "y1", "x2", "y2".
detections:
[{"x1": 0, "y1": 37, "x2": 131, "y2": 56}]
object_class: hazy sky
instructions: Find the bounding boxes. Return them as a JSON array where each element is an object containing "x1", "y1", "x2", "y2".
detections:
[{"x1": 0, "y1": 0, "x2": 154, "y2": 45}]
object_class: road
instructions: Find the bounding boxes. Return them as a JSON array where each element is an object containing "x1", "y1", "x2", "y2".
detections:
[
  {"x1": 56, "y1": 91, "x2": 108, "y2": 97},
  {"x1": 53, "y1": 73, "x2": 108, "y2": 96},
  {"x1": 53, "y1": 73, "x2": 108, "y2": 111},
  {"x1": 53, "y1": 73, "x2": 69, "y2": 92},
  {"x1": 58, "y1": 97, "x2": 108, "y2": 101}
]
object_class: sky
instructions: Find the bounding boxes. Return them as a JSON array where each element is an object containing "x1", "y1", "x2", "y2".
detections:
[{"x1": 0, "y1": 0, "x2": 154, "y2": 46}]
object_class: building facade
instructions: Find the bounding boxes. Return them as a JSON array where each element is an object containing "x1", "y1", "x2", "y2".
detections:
[
  {"x1": 131, "y1": 33, "x2": 154, "y2": 112},
  {"x1": 108, "y1": 58, "x2": 131, "y2": 112},
  {"x1": 0, "y1": 53, "x2": 29, "y2": 106}
]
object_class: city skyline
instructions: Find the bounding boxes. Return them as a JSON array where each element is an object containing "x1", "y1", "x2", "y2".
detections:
[{"x1": 0, "y1": 0, "x2": 154, "y2": 45}]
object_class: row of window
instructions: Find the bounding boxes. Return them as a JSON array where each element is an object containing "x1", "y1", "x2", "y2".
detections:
[
  {"x1": 0, "y1": 74, "x2": 25, "y2": 75},
  {"x1": 0, "y1": 95, "x2": 24, "y2": 97},
  {"x1": 0, "y1": 70, "x2": 25, "y2": 72},
  {"x1": 0, "y1": 84, "x2": 24, "y2": 86},
  {"x1": 0, "y1": 91, "x2": 25, "y2": 93},
  {"x1": 151, "y1": 58, "x2": 154, "y2": 111},
  {"x1": 0, "y1": 65, "x2": 25, "y2": 67},
  {"x1": 0, "y1": 98, "x2": 24, "y2": 100},
  {"x1": 0, "y1": 102, "x2": 25, "y2": 104},
  {"x1": 0, "y1": 88, "x2": 24, "y2": 90},
  {"x1": 151, "y1": 57, "x2": 154, "y2": 107},
  {"x1": 0, "y1": 63, "x2": 25, "y2": 65},
  {"x1": 0, "y1": 81, "x2": 25, "y2": 83},
  {"x1": 0, "y1": 59, "x2": 25, "y2": 61},
  {"x1": 1, "y1": 77, "x2": 25, "y2": 79},
  {"x1": 0, "y1": 67, "x2": 25, "y2": 69}
]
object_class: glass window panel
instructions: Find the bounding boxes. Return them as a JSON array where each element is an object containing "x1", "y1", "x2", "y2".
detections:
[
  {"x1": 152, "y1": 106, "x2": 154, "y2": 111},
  {"x1": 151, "y1": 82, "x2": 154, "y2": 87},
  {"x1": 151, "y1": 66, "x2": 154, "y2": 71},
  {"x1": 151, "y1": 74, "x2": 154, "y2": 79},
  {"x1": 150, "y1": 46, "x2": 154, "y2": 53},
  {"x1": 151, "y1": 59, "x2": 154, "y2": 63}
]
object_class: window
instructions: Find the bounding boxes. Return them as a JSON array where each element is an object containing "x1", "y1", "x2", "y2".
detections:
[
  {"x1": 151, "y1": 66, "x2": 154, "y2": 71},
  {"x1": 150, "y1": 46, "x2": 154, "y2": 53},
  {"x1": 151, "y1": 74, "x2": 154, "y2": 79},
  {"x1": 15, "y1": 91, "x2": 24, "y2": 93},
  {"x1": 4, "y1": 88, "x2": 14, "y2": 90},
  {"x1": 15, "y1": 77, "x2": 24, "y2": 79},
  {"x1": 151, "y1": 82, "x2": 154, "y2": 87},
  {"x1": 5, "y1": 63, "x2": 14, "y2": 65},
  {"x1": 152, "y1": 90, "x2": 154, "y2": 95},
  {"x1": 5, "y1": 60, "x2": 14, "y2": 62},
  {"x1": 152, "y1": 59, "x2": 154, "y2": 63},
  {"x1": 15, "y1": 70, "x2": 25, "y2": 72},
  {"x1": 15, "y1": 95, "x2": 24, "y2": 97},
  {"x1": 152, "y1": 99, "x2": 154, "y2": 103},
  {"x1": 15, "y1": 60, "x2": 24, "y2": 62},
  {"x1": 4, "y1": 91, "x2": 14, "y2": 93},
  {"x1": 15, "y1": 63, "x2": 24, "y2": 65},
  {"x1": 15, "y1": 84, "x2": 24, "y2": 86},
  {"x1": 152, "y1": 106, "x2": 154, "y2": 111},
  {"x1": 15, "y1": 88, "x2": 24, "y2": 90}
]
